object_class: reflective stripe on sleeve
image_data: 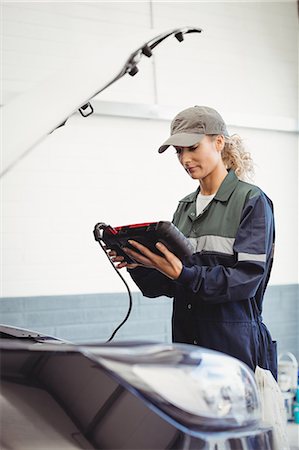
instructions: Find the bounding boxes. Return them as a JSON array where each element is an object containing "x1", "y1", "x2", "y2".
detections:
[
  {"x1": 238, "y1": 252, "x2": 267, "y2": 262},
  {"x1": 188, "y1": 235, "x2": 267, "y2": 262}
]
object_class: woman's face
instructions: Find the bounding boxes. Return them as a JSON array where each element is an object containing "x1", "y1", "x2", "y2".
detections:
[{"x1": 175, "y1": 135, "x2": 224, "y2": 181}]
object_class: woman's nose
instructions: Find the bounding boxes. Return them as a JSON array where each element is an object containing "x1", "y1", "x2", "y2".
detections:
[{"x1": 179, "y1": 149, "x2": 190, "y2": 164}]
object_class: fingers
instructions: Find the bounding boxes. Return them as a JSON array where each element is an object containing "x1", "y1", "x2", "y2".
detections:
[
  {"x1": 118, "y1": 262, "x2": 139, "y2": 270},
  {"x1": 155, "y1": 242, "x2": 171, "y2": 257},
  {"x1": 123, "y1": 247, "x2": 152, "y2": 266},
  {"x1": 127, "y1": 240, "x2": 155, "y2": 259},
  {"x1": 105, "y1": 248, "x2": 126, "y2": 266},
  {"x1": 112, "y1": 255, "x2": 125, "y2": 263},
  {"x1": 123, "y1": 240, "x2": 182, "y2": 279},
  {"x1": 115, "y1": 261, "x2": 129, "y2": 269},
  {"x1": 106, "y1": 248, "x2": 124, "y2": 263},
  {"x1": 128, "y1": 240, "x2": 171, "y2": 259},
  {"x1": 105, "y1": 246, "x2": 139, "y2": 270},
  {"x1": 125, "y1": 240, "x2": 166, "y2": 266}
]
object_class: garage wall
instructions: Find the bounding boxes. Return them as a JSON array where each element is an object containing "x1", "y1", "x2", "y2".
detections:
[
  {"x1": 2, "y1": 1, "x2": 297, "y2": 121},
  {"x1": 2, "y1": 114, "x2": 298, "y2": 295},
  {"x1": 1, "y1": 1, "x2": 298, "y2": 354}
]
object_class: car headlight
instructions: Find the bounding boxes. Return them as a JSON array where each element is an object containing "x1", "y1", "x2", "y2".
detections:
[{"x1": 86, "y1": 343, "x2": 260, "y2": 431}]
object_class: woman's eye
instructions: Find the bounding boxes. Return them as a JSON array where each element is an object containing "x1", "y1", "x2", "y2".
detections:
[{"x1": 175, "y1": 145, "x2": 197, "y2": 155}]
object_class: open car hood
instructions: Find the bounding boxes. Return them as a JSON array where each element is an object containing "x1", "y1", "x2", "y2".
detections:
[{"x1": 1, "y1": 27, "x2": 202, "y2": 177}]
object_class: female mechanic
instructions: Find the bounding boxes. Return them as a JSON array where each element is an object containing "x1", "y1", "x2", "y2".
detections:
[{"x1": 109, "y1": 105, "x2": 277, "y2": 379}]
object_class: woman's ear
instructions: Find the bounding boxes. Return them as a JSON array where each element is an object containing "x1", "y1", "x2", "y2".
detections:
[{"x1": 215, "y1": 135, "x2": 225, "y2": 152}]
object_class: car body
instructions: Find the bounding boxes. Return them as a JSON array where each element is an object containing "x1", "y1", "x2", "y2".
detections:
[{"x1": 0, "y1": 324, "x2": 274, "y2": 450}]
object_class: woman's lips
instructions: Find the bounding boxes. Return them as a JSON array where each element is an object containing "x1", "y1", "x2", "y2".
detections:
[{"x1": 186, "y1": 166, "x2": 197, "y2": 173}]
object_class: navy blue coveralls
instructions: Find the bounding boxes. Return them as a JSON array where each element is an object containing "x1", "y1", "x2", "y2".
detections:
[{"x1": 129, "y1": 170, "x2": 277, "y2": 379}]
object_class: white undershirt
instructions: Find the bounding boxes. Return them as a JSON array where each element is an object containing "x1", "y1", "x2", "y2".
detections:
[{"x1": 196, "y1": 192, "x2": 216, "y2": 216}]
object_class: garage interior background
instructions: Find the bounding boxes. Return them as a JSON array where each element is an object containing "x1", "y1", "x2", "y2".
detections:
[{"x1": 1, "y1": 1, "x2": 298, "y2": 360}]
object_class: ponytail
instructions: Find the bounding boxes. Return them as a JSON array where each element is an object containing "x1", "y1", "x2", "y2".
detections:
[{"x1": 222, "y1": 134, "x2": 254, "y2": 181}]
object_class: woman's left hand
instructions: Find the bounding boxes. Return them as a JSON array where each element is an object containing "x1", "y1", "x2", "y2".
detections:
[{"x1": 123, "y1": 240, "x2": 183, "y2": 280}]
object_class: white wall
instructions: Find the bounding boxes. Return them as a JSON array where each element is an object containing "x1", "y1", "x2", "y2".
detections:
[{"x1": 1, "y1": 1, "x2": 298, "y2": 297}]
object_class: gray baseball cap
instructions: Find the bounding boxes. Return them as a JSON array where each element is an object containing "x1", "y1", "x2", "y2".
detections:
[{"x1": 158, "y1": 105, "x2": 229, "y2": 153}]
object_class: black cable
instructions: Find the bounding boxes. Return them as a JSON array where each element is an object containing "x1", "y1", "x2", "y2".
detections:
[{"x1": 97, "y1": 239, "x2": 133, "y2": 342}]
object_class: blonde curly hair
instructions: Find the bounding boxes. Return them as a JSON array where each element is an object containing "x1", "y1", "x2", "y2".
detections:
[{"x1": 221, "y1": 134, "x2": 255, "y2": 181}]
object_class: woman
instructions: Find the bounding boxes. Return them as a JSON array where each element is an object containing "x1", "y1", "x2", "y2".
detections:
[{"x1": 110, "y1": 105, "x2": 277, "y2": 379}]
